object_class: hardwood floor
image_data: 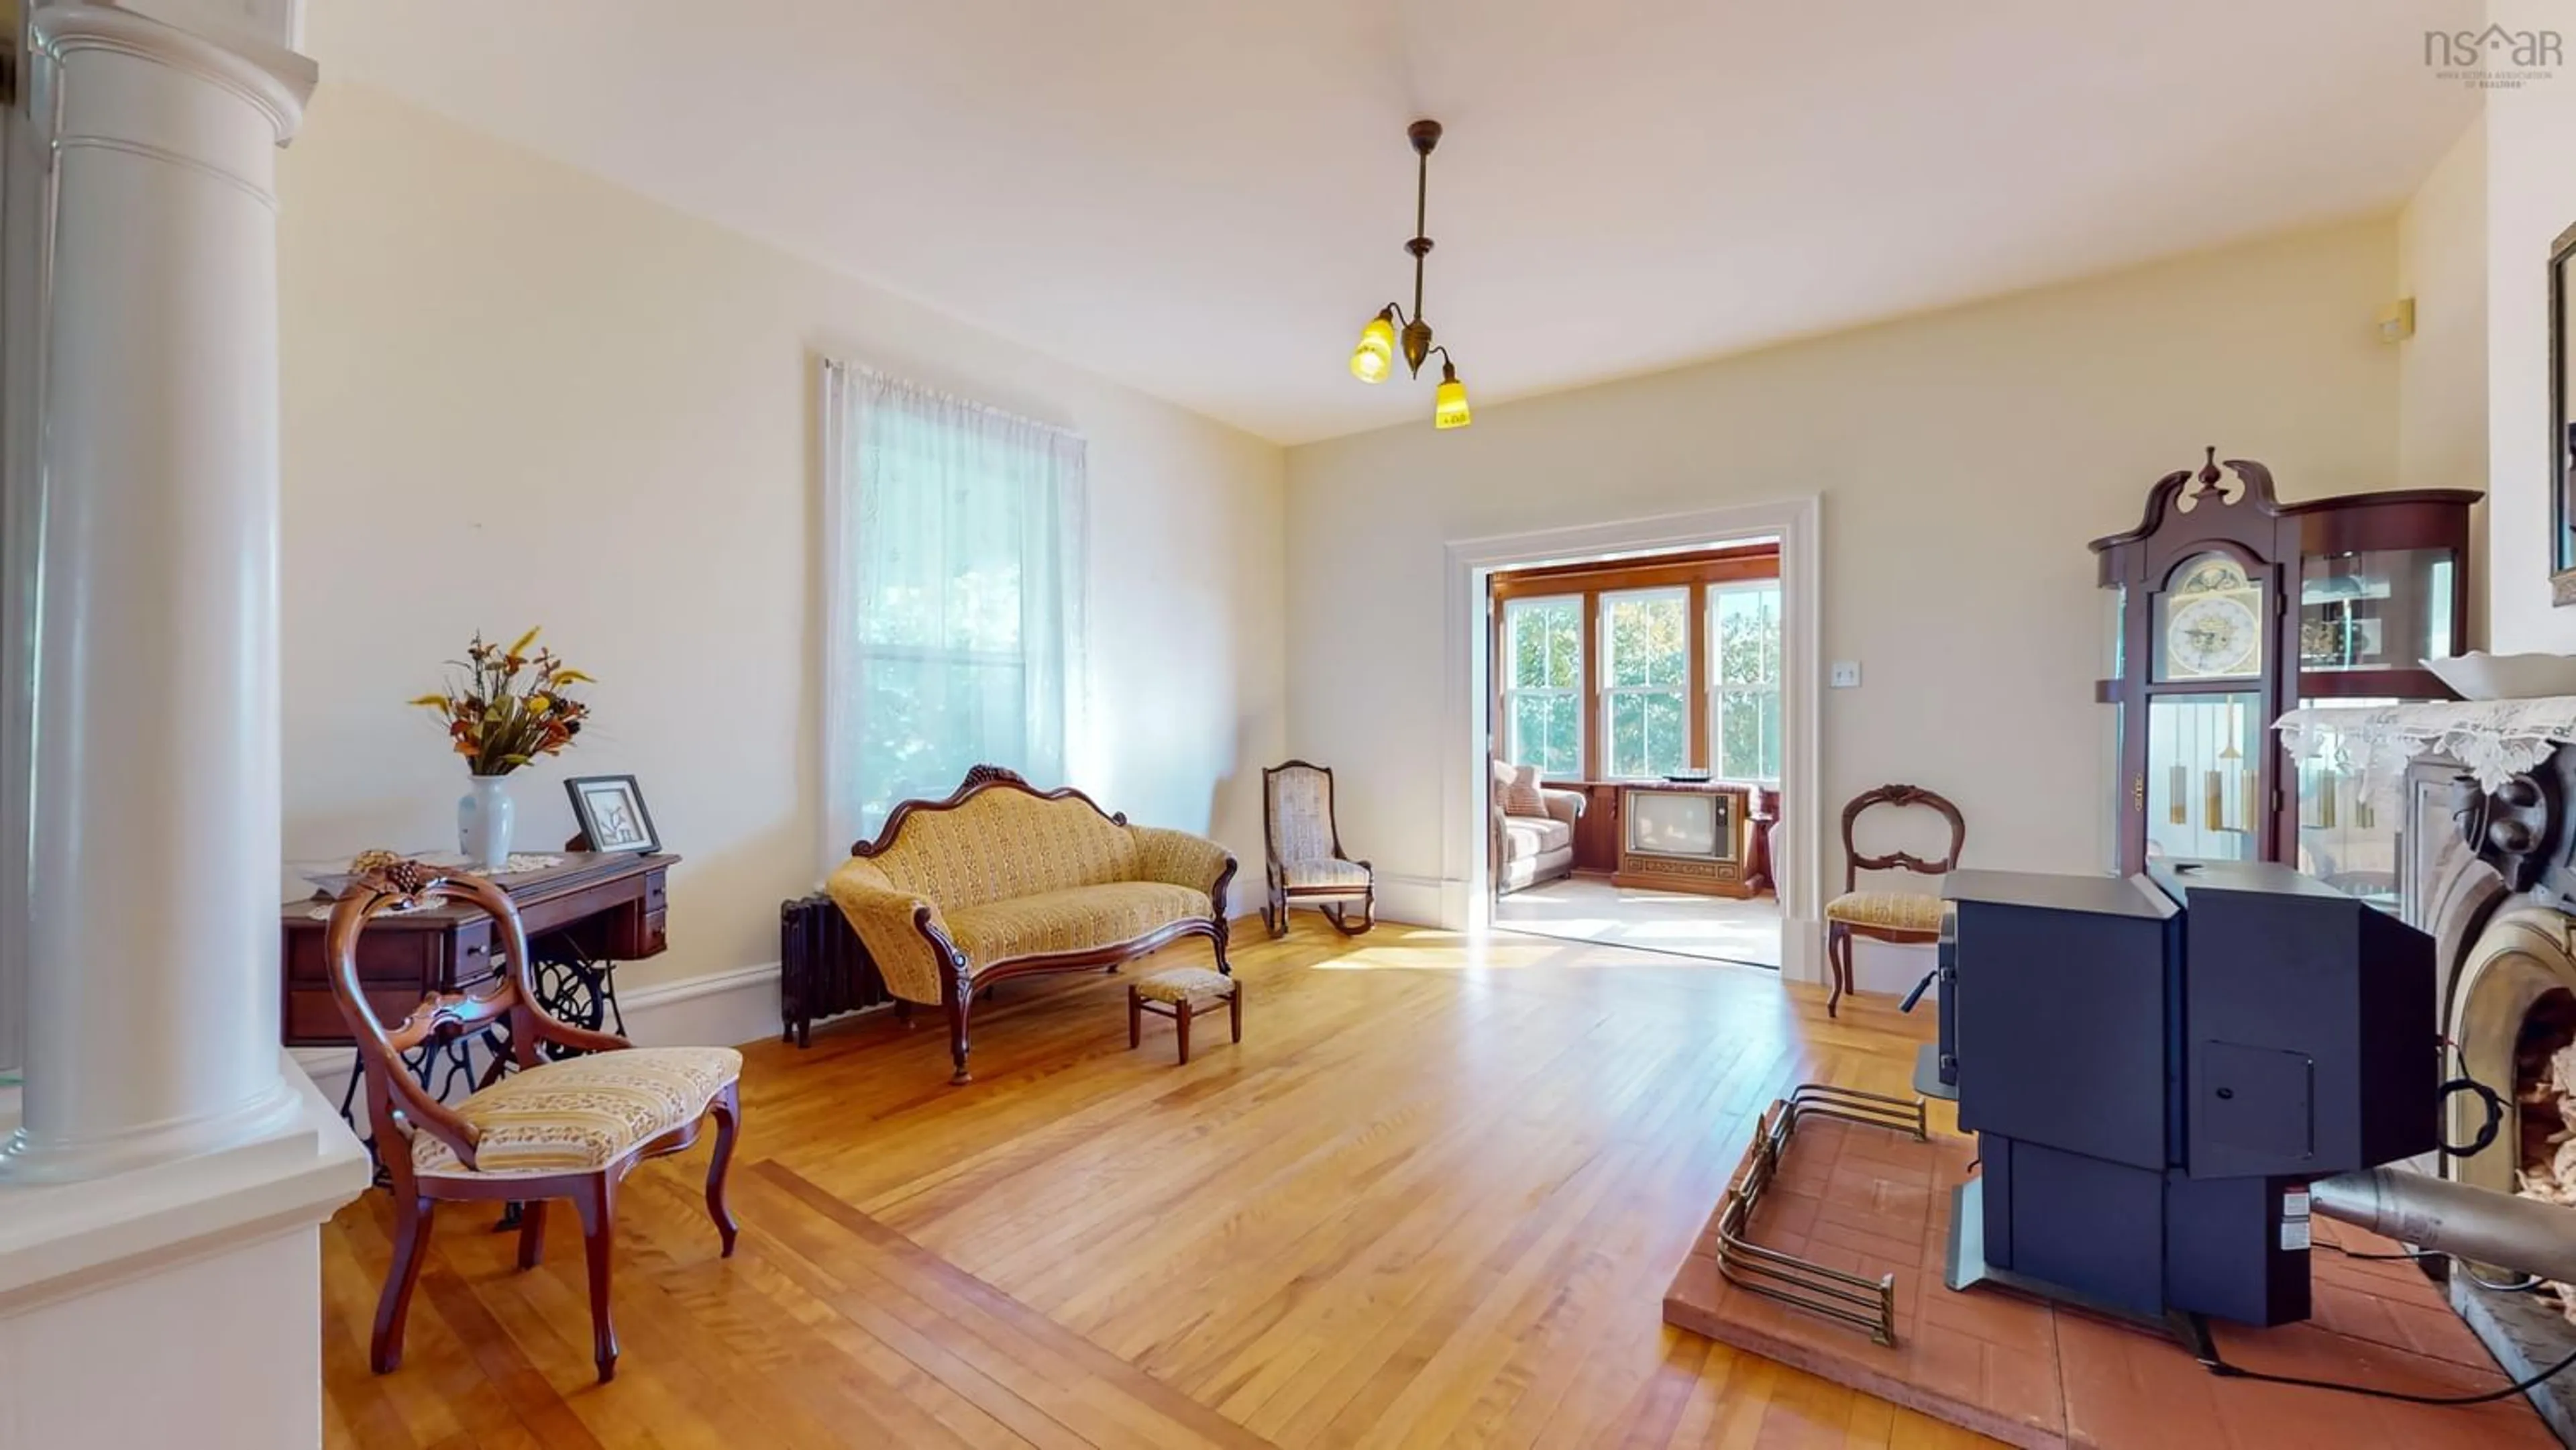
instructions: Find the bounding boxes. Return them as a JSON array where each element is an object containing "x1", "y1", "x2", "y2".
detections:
[{"x1": 321, "y1": 917, "x2": 1988, "y2": 1449}]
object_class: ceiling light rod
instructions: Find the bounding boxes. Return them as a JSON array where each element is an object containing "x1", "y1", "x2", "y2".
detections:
[{"x1": 1345, "y1": 118, "x2": 1470, "y2": 429}]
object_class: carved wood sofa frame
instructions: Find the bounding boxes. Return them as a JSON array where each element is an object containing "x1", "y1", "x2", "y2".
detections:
[
  {"x1": 324, "y1": 866, "x2": 741, "y2": 1386},
  {"x1": 849, "y1": 765, "x2": 1238, "y2": 1085},
  {"x1": 1260, "y1": 758, "x2": 1377, "y2": 938},
  {"x1": 1827, "y1": 784, "x2": 1965, "y2": 1018}
]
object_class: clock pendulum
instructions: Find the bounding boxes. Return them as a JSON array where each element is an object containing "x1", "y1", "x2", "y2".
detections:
[{"x1": 2204, "y1": 706, "x2": 2225, "y2": 833}]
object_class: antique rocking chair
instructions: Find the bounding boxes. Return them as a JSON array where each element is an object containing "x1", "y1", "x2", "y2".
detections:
[
  {"x1": 325, "y1": 860, "x2": 744, "y2": 1384},
  {"x1": 1262, "y1": 759, "x2": 1376, "y2": 937}
]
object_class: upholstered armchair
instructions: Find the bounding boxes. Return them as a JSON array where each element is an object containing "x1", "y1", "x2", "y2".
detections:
[
  {"x1": 1263, "y1": 759, "x2": 1375, "y2": 936},
  {"x1": 1491, "y1": 758, "x2": 1585, "y2": 894},
  {"x1": 325, "y1": 862, "x2": 743, "y2": 1385}
]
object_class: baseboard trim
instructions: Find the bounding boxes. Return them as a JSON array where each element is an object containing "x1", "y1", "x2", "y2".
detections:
[{"x1": 1370, "y1": 873, "x2": 1447, "y2": 928}]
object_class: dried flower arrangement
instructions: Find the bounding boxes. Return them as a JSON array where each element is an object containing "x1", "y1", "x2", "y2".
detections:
[{"x1": 409, "y1": 627, "x2": 594, "y2": 776}]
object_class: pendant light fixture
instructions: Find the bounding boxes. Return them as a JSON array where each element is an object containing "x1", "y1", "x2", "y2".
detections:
[{"x1": 1347, "y1": 119, "x2": 1470, "y2": 429}]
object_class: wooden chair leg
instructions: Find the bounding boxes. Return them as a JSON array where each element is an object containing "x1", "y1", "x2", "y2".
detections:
[
  {"x1": 1827, "y1": 925, "x2": 1849, "y2": 1019},
  {"x1": 946, "y1": 982, "x2": 974, "y2": 1086},
  {"x1": 1128, "y1": 986, "x2": 1142, "y2": 1049},
  {"x1": 372, "y1": 1196, "x2": 438, "y2": 1374},
  {"x1": 515, "y1": 1198, "x2": 545, "y2": 1270},
  {"x1": 573, "y1": 1176, "x2": 620, "y2": 1384},
  {"x1": 705, "y1": 1080, "x2": 741, "y2": 1257},
  {"x1": 1176, "y1": 1000, "x2": 1193, "y2": 1065},
  {"x1": 1230, "y1": 987, "x2": 1242, "y2": 1043}
]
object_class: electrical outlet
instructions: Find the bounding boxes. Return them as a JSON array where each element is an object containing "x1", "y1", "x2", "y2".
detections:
[{"x1": 1829, "y1": 660, "x2": 1862, "y2": 688}]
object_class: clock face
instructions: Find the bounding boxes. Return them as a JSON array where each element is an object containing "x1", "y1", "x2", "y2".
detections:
[{"x1": 2167, "y1": 594, "x2": 2261, "y2": 678}]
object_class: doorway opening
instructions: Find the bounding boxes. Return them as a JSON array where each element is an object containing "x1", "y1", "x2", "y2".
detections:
[{"x1": 1484, "y1": 537, "x2": 1784, "y2": 968}]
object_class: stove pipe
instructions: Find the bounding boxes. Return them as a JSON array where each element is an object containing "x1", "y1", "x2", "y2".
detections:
[{"x1": 2310, "y1": 1168, "x2": 2576, "y2": 1285}]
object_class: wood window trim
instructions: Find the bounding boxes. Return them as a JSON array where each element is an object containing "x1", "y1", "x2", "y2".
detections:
[{"x1": 1489, "y1": 548, "x2": 1780, "y2": 784}]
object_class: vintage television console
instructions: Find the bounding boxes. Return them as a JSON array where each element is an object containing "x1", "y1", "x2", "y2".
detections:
[
  {"x1": 1920, "y1": 861, "x2": 2436, "y2": 1328},
  {"x1": 1612, "y1": 781, "x2": 1756, "y2": 898}
]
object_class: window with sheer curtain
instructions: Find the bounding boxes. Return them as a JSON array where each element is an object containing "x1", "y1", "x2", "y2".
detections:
[{"x1": 820, "y1": 362, "x2": 1086, "y2": 859}]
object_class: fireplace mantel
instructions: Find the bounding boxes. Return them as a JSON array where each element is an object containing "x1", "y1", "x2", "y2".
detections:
[{"x1": 2278, "y1": 697, "x2": 2576, "y2": 797}]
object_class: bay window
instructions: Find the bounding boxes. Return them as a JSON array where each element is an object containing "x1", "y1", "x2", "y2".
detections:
[
  {"x1": 1711, "y1": 580, "x2": 1782, "y2": 782},
  {"x1": 1501, "y1": 595, "x2": 1584, "y2": 776},
  {"x1": 1601, "y1": 587, "x2": 1690, "y2": 778}
]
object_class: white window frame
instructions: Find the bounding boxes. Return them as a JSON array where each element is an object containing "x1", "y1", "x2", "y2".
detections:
[
  {"x1": 1599, "y1": 585, "x2": 1690, "y2": 780},
  {"x1": 1710, "y1": 578, "x2": 1782, "y2": 784},
  {"x1": 1499, "y1": 594, "x2": 1584, "y2": 777}
]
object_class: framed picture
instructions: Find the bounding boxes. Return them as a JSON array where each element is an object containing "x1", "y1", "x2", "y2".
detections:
[{"x1": 565, "y1": 774, "x2": 660, "y2": 855}]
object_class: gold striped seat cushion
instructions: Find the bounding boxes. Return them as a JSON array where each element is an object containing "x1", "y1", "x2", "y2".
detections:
[
  {"x1": 1823, "y1": 890, "x2": 1943, "y2": 933},
  {"x1": 945, "y1": 880, "x2": 1210, "y2": 964},
  {"x1": 413, "y1": 1045, "x2": 741, "y2": 1180}
]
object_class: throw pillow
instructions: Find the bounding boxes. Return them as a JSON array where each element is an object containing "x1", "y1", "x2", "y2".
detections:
[{"x1": 1503, "y1": 764, "x2": 1548, "y2": 818}]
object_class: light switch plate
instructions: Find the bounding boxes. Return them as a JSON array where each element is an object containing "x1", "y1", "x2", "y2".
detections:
[{"x1": 1829, "y1": 661, "x2": 1862, "y2": 688}]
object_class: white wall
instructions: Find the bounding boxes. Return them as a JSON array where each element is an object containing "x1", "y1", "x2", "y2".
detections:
[
  {"x1": 2399, "y1": 115, "x2": 2491, "y2": 652},
  {"x1": 2400, "y1": 114, "x2": 2489, "y2": 497},
  {"x1": 278, "y1": 83, "x2": 1287, "y2": 994},
  {"x1": 2485, "y1": 5, "x2": 2576, "y2": 650},
  {"x1": 1285, "y1": 220, "x2": 2402, "y2": 911}
]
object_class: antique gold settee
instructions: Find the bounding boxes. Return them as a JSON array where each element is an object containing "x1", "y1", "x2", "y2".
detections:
[{"x1": 824, "y1": 765, "x2": 1236, "y2": 1083}]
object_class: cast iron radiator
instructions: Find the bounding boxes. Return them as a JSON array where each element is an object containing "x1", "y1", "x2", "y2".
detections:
[{"x1": 779, "y1": 892, "x2": 891, "y2": 1046}]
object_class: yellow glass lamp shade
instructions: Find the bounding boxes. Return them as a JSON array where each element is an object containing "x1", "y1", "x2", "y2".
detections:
[
  {"x1": 1350, "y1": 309, "x2": 1397, "y2": 384},
  {"x1": 1434, "y1": 360, "x2": 1472, "y2": 429}
]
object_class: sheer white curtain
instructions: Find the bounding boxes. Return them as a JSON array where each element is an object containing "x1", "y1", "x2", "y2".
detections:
[{"x1": 820, "y1": 360, "x2": 1087, "y2": 862}]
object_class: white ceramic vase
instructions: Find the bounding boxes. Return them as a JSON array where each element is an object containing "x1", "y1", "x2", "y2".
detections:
[{"x1": 458, "y1": 774, "x2": 515, "y2": 872}]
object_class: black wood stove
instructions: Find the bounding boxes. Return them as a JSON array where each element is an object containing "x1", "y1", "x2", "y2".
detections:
[{"x1": 1923, "y1": 860, "x2": 2435, "y2": 1328}]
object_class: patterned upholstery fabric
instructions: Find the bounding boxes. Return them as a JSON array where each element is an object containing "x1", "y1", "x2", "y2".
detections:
[
  {"x1": 865, "y1": 788, "x2": 1140, "y2": 909},
  {"x1": 825, "y1": 784, "x2": 1230, "y2": 1007},
  {"x1": 1280, "y1": 857, "x2": 1371, "y2": 891},
  {"x1": 947, "y1": 881, "x2": 1210, "y2": 964},
  {"x1": 826, "y1": 856, "x2": 949, "y2": 1005},
  {"x1": 1134, "y1": 966, "x2": 1236, "y2": 1004},
  {"x1": 1825, "y1": 890, "x2": 1943, "y2": 933},
  {"x1": 1130, "y1": 825, "x2": 1230, "y2": 895},
  {"x1": 1501, "y1": 762, "x2": 1548, "y2": 817},
  {"x1": 413, "y1": 1046, "x2": 741, "y2": 1180},
  {"x1": 1267, "y1": 765, "x2": 1336, "y2": 864}
]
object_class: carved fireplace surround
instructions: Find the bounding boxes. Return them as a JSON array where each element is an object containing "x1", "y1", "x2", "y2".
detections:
[
  {"x1": 2408, "y1": 745, "x2": 2576, "y2": 1441},
  {"x1": 2282, "y1": 699, "x2": 2576, "y2": 1439}
]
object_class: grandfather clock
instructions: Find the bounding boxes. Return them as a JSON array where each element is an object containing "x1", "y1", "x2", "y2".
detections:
[{"x1": 2090, "y1": 451, "x2": 2478, "y2": 876}]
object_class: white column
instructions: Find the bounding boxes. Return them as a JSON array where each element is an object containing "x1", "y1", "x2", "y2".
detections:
[{"x1": 0, "y1": 4, "x2": 317, "y2": 1180}]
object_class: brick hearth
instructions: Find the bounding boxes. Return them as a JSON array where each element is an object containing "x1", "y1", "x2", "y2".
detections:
[{"x1": 1663, "y1": 1115, "x2": 2555, "y2": 1449}]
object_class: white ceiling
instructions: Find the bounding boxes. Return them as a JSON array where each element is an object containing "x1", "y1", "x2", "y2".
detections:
[{"x1": 309, "y1": 1, "x2": 2479, "y2": 446}]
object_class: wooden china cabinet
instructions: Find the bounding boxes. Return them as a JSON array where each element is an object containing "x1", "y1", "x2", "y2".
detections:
[{"x1": 2090, "y1": 451, "x2": 2479, "y2": 876}]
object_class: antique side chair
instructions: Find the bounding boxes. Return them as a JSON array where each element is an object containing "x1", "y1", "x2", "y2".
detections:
[
  {"x1": 325, "y1": 861, "x2": 744, "y2": 1384},
  {"x1": 1262, "y1": 759, "x2": 1376, "y2": 937},
  {"x1": 1823, "y1": 784, "x2": 1966, "y2": 1017}
]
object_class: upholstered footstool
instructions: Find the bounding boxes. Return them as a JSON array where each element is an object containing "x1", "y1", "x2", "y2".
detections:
[{"x1": 1128, "y1": 967, "x2": 1240, "y2": 1065}]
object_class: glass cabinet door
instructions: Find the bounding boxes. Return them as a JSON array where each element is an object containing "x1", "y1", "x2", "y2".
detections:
[
  {"x1": 2144, "y1": 692, "x2": 2265, "y2": 862},
  {"x1": 2299, "y1": 550, "x2": 2457, "y2": 674},
  {"x1": 2290, "y1": 696, "x2": 2408, "y2": 911}
]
